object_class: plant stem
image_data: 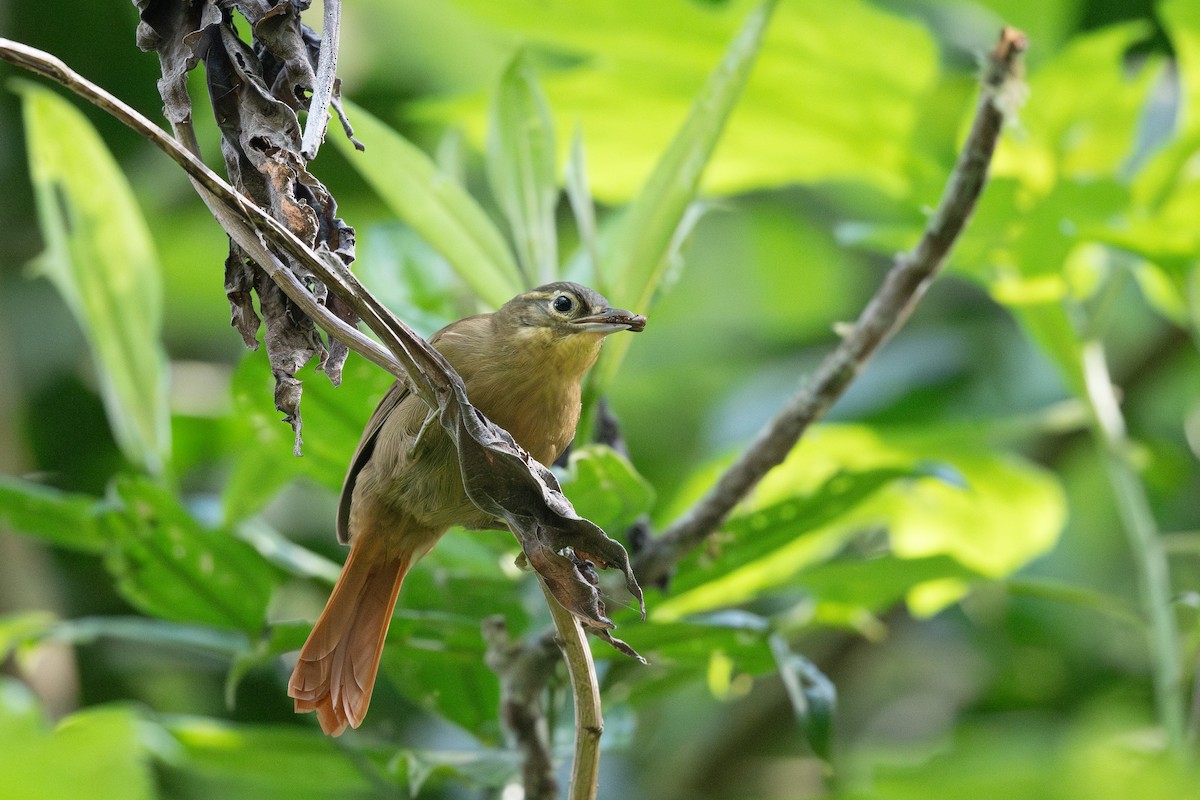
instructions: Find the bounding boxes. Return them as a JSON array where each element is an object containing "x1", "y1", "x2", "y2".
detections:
[
  {"x1": 1081, "y1": 341, "x2": 1185, "y2": 753},
  {"x1": 541, "y1": 579, "x2": 603, "y2": 800}
]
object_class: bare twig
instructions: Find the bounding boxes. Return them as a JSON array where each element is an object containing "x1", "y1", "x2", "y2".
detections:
[
  {"x1": 300, "y1": 0, "x2": 341, "y2": 160},
  {"x1": 484, "y1": 616, "x2": 562, "y2": 800},
  {"x1": 634, "y1": 27, "x2": 1029, "y2": 586}
]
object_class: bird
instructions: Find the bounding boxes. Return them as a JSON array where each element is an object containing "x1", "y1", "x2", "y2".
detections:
[{"x1": 287, "y1": 281, "x2": 646, "y2": 736}]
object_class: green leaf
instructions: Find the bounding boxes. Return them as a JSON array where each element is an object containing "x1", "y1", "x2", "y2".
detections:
[
  {"x1": 487, "y1": 51, "x2": 559, "y2": 285},
  {"x1": 0, "y1": 680, "x2": 155, "y2": 800},
  {"x1": 0, "y1": 475, "x2": 107, "y2": 553},
  {"x1": 991, "y1": 22, "x2": 1161, "y2": 184},
  {"x1": 332, "y1": 99, "x2": 523, "y2": 306},
  {"x1": 1162, "y1": 0, "x2": 1200, "y2": 135},
  {"x1": 0, "y1": 611, "x2": 56, "y2": 662},
  {"x1": 42, "y1": 616, "x2": 249, "y2": 656},
  {"x1": 565, "y1": 126, "x2": 600, "y2": 287},
  {"x1": 434, "y1": 0, "x2": 937, "y2": 201},
  {"x1": 653, "y1": 466, "x2": 913, "y2": 621},
  {"x1": 594, "y1": 0, "x2": 778, "y2": 388},
  {"x1": 162, "y1": 716, "x2": 389, "y2": 799},
  {"x1": 655, "y1": 424, "x2": 1066, "y2": 621},
  {"x1": 16, "y1": 82, "x2": 170, "y2": 474},
  {"x1": 1004, "y1": 577, "x2": 1145, "y2": 630},
  {"x1": 770, "y1": 635, "x2": 835, "y2": 761},
  {"x1": 103, "y1": 476, "x2": 280, "y2": 632},
  {"x1": 558, "y1": 444, "x2": 655, "y2": 535},
  {"x1": 224, "y1": 351, "x2": 390, "y2": 521}
]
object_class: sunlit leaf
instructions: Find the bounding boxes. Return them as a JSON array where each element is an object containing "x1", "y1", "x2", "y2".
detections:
[
  {"x1": 433, "y1": 0, "x2": 937, "y2": 201},
  {"x1": 332, "y1": 99, "x2": 523, "y2": 307},
  {"x1": 487, "y1": 50, "x2": 559, "y2": 285},
  {"x1": 653, "y1": 467, "x2": 913, "y2": 621},
  {"x1": 16, "y1": 82, "x2": 170, "y2": 474},
  {"x1": 224, "y1": 351, "x2": 389, "y2": 521},
  {"x1": 0, "y1": 680, "x2": 155, "y2": 800},
  {"x1": 593, "y1": 0, "x2": 778, "y2": 389},
  {"x1": 655, "y1": 424, "x2": 1066, "y2": 620}
]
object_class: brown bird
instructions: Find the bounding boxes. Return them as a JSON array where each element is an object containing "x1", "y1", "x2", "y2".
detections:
[{"x1": 288, "y1": 281, "x2": 645, "y2": 736}]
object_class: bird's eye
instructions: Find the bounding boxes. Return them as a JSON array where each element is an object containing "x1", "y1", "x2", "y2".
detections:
[{"x1": 552, "y1": 294, "x2": 575, "y2": 314}]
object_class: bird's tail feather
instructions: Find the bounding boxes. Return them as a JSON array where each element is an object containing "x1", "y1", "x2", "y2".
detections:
[{"x1": 288, "y1": 535, "x2": 412, "y2": 736}]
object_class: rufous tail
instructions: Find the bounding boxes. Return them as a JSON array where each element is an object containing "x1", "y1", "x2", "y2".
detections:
[{"x1": 288, "y1": 535, "x2": 412, "y2": 736}]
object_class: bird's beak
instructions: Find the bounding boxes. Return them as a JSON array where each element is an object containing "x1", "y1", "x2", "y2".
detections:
[{"x1": 571, "y1": 307, "x2": 647, "y2": 334}]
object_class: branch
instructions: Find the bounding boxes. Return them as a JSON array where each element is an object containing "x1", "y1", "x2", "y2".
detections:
[
  {"x1": 540, "y1": 580, "x2": 604, "y2": 800},
  {"x1": 634, "y1": 27, "x2": 1029, "y2": 586},
  {"x1": 300, "y1": 0, "x2": 342, "y2": 159},
  {"x1": 484, "y1": 616, "x2": 562, "y2": 800}
]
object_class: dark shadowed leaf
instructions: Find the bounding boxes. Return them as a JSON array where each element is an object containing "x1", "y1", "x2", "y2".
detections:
[
  {"x1": 770, "y1": 635, "x2": 835, "y2": 760},
  {"x1": 102, "y1": 477, "x2": 280, "y2": 632}
]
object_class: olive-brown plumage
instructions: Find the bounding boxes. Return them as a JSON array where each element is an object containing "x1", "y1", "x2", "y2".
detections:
[{"x1": 288, "y1": 282, "x2": 644, "y2": 735}]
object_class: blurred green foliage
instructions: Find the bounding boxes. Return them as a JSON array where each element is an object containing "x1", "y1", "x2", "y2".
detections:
[{"x1": 1, "y1": 0, "x2": 1199, "y2": 798}]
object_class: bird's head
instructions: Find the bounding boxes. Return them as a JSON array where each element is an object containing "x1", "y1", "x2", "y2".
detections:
[
  {"x1": 497, "y1": 281, "x2": 646, "y2": 337},
  {"x1": 491, "y1": 281, "x2": 645, "y2": 377}
]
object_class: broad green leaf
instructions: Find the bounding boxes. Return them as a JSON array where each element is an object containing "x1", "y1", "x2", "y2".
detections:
[
  {"x1": 103, "y1": 476, "x2": 280, "y2": 632},
  {"x1": 653, "y1": 467, "x2": 913, "y2": 621},
  {"x1": 0, "y1": 680, "x2": 154, "y2": 800},
  {"x1": 594, "y1": 0, "x2": 778, "y2": 389},
  {"x1": 434, "y1": 0, "x2": 937, "y2": 201},
  {"x1": 16, "y1": 82, "x2": 170, "y2": 474},
  {"x1": 332, "y1": 99, "x2": 522, "y2": 307},
  {"x1": 794, "y1": 555, "x2": 982, "y2": 631},
  {"x1": 558, "y1": 444, "x2": 655, "y2": 535},
  {"x1": 225, "y1": 351, "x2": 389, "y2": 521},
  {"x1": 991, "y1": 22, "x2": 1161, "y2": 188},
  {"x1": 0, "y1": 475, "x2": 107, "y2": 553},
  {"x1": 42, "y1": 616, "x2": 249, "y2": 656},
  {"x1": 163, "y1": 716, "x2": 388, "y2": 799},
  {"x1": 655, "y1": 424, "x2": 1065, "y2": 621},
  {"x1": 487, "y1": 51, "x2": 559, "y2": 285},
  {"x1": 604, "y1": 611, "x2": 777, "y2": 703}
]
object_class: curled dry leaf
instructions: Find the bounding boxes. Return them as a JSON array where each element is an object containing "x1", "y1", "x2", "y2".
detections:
[
  {"x1": 444, "y1": 384, "x2": 645, "y2": 639},
  {"x1": 133, "y1": 0, "x2": 357, "y2": 452}
]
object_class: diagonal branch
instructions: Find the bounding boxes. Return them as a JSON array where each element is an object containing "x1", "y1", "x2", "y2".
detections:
[{"x1": 634, "y1": 27, "x2": 1029, "y2": 587}]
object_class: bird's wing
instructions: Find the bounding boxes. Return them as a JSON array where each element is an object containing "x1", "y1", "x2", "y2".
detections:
[
  {"x1": 335, "y1": 379, "x2": 411, "y2": 544},
  {"x1": 334, "y1": 314, "x2": 491, "y2": 544}
]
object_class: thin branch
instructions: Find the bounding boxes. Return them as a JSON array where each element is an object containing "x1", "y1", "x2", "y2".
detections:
[
  {"x1": 300, "y1": 0, "x2": 342, "y2": 160},
  {"x1": 540, "y1": 580, "x2": 604, "y2": 800},
  {"x1": 1082, "y1": 341, "x2": 1185, "y2": 753},
  {"x1": 484, "y1": 616, "x2": 562, "y2": 800},
  {"x1": 634, "y1": 27, "x2": 1029, "y2": 587}
]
